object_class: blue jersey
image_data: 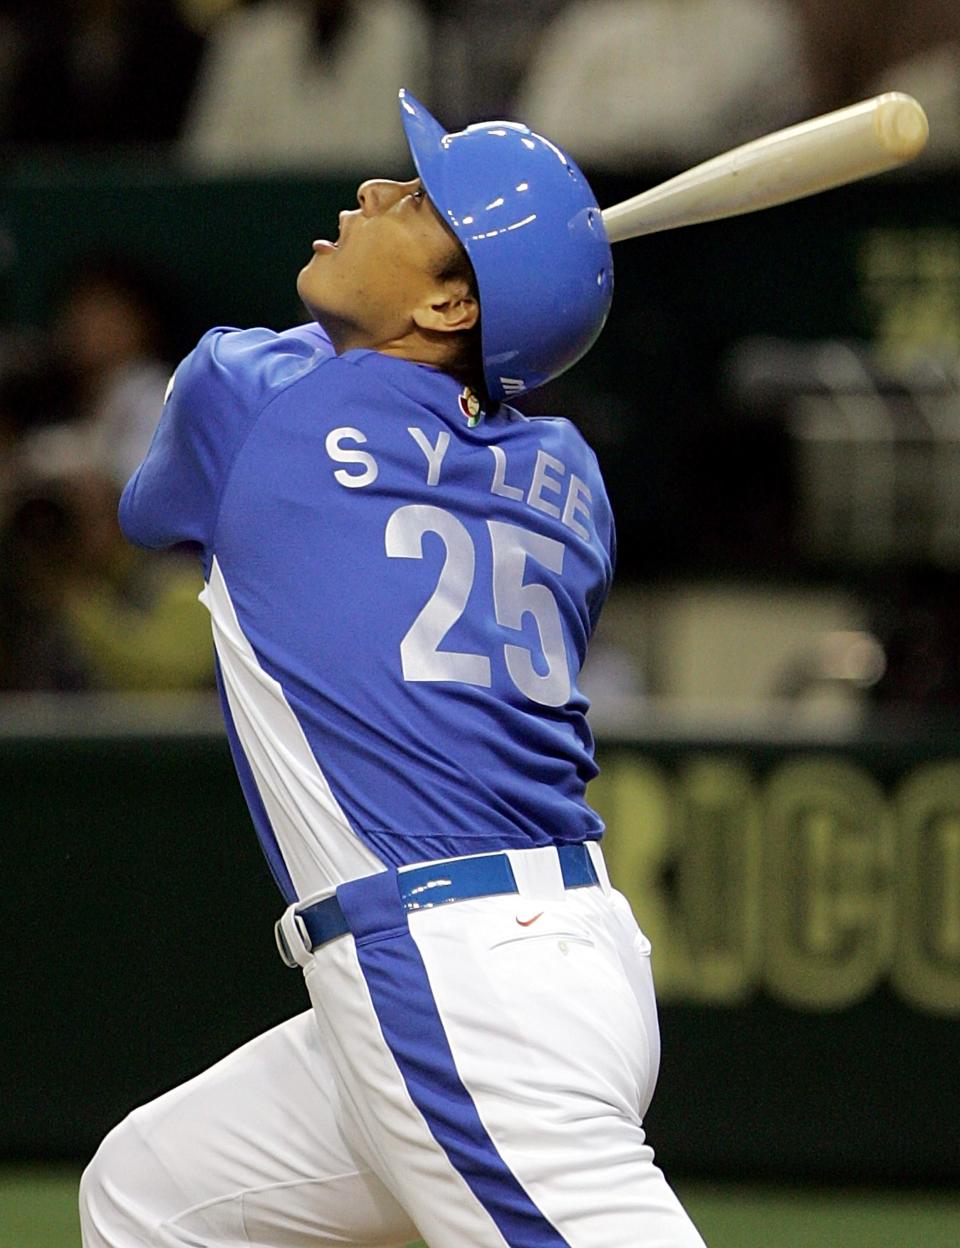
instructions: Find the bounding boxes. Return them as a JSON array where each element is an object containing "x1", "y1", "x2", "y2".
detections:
[{"x1": 120, "y1": 324, "x2": 616, "y2": 903}]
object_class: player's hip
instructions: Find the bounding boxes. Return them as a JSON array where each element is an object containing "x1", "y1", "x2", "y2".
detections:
[
  {"x1": 281, "y1": 841, "x2": 658, "y2": 1108},
  {"x1": 275, "y1": 839, "x2": 647, "y2": 977},
  {"x1": 288, "y1": 842, "x2": 664, "y2": 1245}
]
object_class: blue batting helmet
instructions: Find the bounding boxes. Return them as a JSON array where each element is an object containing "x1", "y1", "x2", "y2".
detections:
[{"x1": 399, "y1": 90, "x2": 613, "y2": 404}]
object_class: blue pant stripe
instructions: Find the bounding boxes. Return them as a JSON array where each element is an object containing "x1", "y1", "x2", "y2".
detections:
[{"x1": 338, "y1": 871, "x2": 570, "y2": 1248}]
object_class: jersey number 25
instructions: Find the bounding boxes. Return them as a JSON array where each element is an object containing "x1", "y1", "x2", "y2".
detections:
[{"x1": 385, "y1": 504, "x2": 571, "y2": 708}]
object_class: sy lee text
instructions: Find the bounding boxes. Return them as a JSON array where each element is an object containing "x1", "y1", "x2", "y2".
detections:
[{"x1": 324, "y1": 425, "x2": 593, "y2": 544}]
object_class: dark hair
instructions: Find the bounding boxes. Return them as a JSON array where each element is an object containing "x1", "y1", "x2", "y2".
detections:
[{"x1": 434, "y1": 242, "x2": 484, "y2": 395}]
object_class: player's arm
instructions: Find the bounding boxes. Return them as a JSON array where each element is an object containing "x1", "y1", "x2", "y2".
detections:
[{"x1": 119, "y1": 323, "x2": 332, "y2": 555}]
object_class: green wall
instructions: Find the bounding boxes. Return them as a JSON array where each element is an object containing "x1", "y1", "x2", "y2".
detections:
[{"x1": 4, "y1": 716, "x2": 957, "y2": 1181}]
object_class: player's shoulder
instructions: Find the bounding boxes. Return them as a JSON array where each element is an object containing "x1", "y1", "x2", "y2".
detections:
[
  {"x1": 502, "y1": 405, "x2": 605, "y2": 476},
  {"x1": 174, "y1": 322, "x2": 335, "y2": 415}
]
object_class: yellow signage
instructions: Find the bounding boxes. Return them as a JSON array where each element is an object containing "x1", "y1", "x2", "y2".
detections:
[{"x1": 591, "y1": 752, "x2": 960, "y2": 1016}]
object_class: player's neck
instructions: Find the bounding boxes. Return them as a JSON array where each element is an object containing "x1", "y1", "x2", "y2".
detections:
[{"x1": 317, "y1": 318, "x2": 464, "y2": 379}]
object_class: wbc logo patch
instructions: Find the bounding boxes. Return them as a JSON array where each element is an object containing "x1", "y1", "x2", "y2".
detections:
[{"x1": 458, "y1": 386, "x2": 483, "y2": 427}]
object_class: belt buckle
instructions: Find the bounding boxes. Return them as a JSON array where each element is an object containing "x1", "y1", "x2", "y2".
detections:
[
  {"x1": 274, "y1": 908, "x2": 312, "y2": 968},
  {"x1": 274, "y1": 919, "x2": 298, "y2": 968}
]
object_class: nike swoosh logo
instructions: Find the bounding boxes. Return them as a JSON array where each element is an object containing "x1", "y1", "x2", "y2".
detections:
[{"x1": 515, "y1": 912, "x2": 544, "y2": 927}]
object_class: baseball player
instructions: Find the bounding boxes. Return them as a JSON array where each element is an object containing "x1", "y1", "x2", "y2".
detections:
[{"x1": 79, "y1": 91, "x2": 707, "y2": 1248}]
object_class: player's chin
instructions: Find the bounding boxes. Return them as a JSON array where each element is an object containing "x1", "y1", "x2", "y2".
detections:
[{"x1": 296, "y1": 267, "x2": 322, "y2": 311}]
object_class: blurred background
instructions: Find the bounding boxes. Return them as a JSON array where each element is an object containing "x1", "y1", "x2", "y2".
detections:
[{"x1": 1, "y1": 2, "x2": 959, "y2": 1245}]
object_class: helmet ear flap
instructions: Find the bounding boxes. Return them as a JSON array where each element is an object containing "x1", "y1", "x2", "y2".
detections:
[{"x1": 399, "y1": 90, "x2": 613, "y2": 403}]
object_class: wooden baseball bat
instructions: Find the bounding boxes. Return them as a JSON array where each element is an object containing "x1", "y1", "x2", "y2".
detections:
[{"x1": 600, "y1": 93, "x2": 928, "y2": 244}]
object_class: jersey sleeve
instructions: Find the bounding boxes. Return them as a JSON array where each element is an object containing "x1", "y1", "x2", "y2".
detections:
[
  {"x1": 119, "y1": 322, "x2": 333, "y2": 556},
  {"x1": 549, "y1": 414, "x2": 616, "y2": 577},
  {"x1": 591, "y1": 451, "x2": 616, "y2": 579},
  {"x1": 543, "y1": 416, "x2": 616, "y2": 634},
  {"x1": 585, "y1": 443, "x2": 616, "y2": 632}
]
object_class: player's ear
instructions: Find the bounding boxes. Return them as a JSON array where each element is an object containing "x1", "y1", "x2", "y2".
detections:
[{"x1": 413, "y1": 283, "x2": 479, "y2": 336}]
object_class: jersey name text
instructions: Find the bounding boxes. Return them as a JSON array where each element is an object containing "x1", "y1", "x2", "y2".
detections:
[{"x1": 325, "y1": 425, "x2": 594, "y2": 544}]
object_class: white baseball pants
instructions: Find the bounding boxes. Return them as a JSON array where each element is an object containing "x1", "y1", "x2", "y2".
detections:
[{"x1": 80, "y1": 846, "x2": 706, "y2": 1247}]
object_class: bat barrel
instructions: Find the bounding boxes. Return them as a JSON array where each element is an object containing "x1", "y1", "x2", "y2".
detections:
[
  {"x1": 600, "y1": 93, "x2": 929, "y2": 245},
  {"x1": 874, "y1": 92, "x2": 929, "y2": 160}
]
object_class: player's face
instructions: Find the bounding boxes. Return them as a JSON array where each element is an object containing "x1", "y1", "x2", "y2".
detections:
[{"x1": 297, "y1": 178, "x2": 476, "y2": 353}]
